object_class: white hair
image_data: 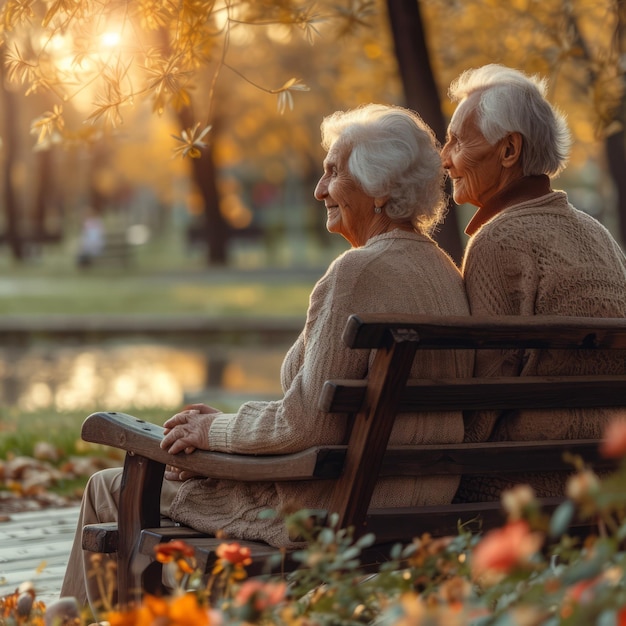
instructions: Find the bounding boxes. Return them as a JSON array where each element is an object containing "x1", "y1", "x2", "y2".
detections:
[
  {"x1": 319, "y1": 104, "x2": 447, "y2": 234},
  {"x1": 448, "y1": 64, "x2": 572, "y2": 176}
]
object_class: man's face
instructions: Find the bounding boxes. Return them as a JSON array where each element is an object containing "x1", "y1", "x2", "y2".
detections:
[{"x1": 441, "y1": 97, "x2": 508, "y2": 208}]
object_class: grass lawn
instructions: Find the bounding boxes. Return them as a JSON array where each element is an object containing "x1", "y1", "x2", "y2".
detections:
[
  {"x1": 0, "y1": 406, "x2": 205, "y2": 499},
  {"x1": 0, "y1": 406, "x2": 123, "y2": 499},
  {"x1": 0, "y1": 406, "x2": 162, "y2": 459},
  {"x1": 0, "y1": 223, "x2": 345, "y2": 315},
  {"x1": 0, "y1": 258, "x2": 318, "y2": 316},
  {"x1": 0, "y1": 273, "x2": 316, "y2": 315}
]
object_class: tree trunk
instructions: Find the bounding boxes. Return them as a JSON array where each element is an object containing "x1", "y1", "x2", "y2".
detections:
[
  {"x1": 195, "y1": 149, "x2": 228, "y2": 266},
  {"x1": 0, "y1": 63, "x2": 24, "y2": 260},
  {"x1": 385, "y1": 0, "x2": 464, "y2": 265},
  {"x1": 154, "y1": 24, "x2": 229, "y2": 266},
  {"x1": 566, "y1": 2, "x2": 626, "y2": 246},
  {"x1": 33, "y1": 149, "x2": 57, "y2": 240},
  {"x1": 606, "y1": 128, "x2": 626, "y2": 246},
  {"x1": 608, "y1": 0, "x2": 626, "y2": 246},
  {"x1": 176, "y1": 107, "x2": 230, "y2": 266}
]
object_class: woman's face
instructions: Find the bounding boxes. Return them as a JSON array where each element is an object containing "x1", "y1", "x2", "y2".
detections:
[
  {"x1": 314, "y1": 140, "x2": 375, "y2": 247},
  {"x1": 441, "y1": 99, "x2": 509, "y2": 208}
]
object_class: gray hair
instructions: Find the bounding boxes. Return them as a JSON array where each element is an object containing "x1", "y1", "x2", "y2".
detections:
[
  {"x1": 319, "y1": 104, "x2": 447, "y2": 234},
  {"x1": 448, "y1": 64, "x2": 572, "y2": 176}
]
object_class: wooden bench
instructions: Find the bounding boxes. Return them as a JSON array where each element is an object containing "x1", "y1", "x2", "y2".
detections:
[
  {"x1": 78, "y1": 232, "x2": 134, "y2": 268},
  {"x1": 80, "y1": 314, "x2": 626, "y2": 606}
]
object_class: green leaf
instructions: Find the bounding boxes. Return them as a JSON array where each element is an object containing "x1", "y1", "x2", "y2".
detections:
[{"x1": 549, "y1": 500, "x2": 575, "y2": 538}]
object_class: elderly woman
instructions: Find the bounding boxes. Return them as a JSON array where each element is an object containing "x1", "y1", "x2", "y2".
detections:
[
  {"x1": 441, "y1": 64, "x2": 626, "y2": 501},
  {"x1": 61, "y1": 103, "x2": 472, "y2": 607}
]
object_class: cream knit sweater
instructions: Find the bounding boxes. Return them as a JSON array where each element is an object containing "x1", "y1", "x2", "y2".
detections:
[
  {"x1": 459, "y1": 191, "x2": 626, "y2": 500},
  {"x1": 168, "y1": 230, "x2": 473, "y2": 547}
]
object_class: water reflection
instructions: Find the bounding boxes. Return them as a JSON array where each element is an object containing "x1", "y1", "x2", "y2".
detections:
[{"x1": 0, "y1": 344, "x2": 285, "y2": 412}]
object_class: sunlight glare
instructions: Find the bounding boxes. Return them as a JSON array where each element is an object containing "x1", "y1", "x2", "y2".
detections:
[
  {"x1": 48, "y1": 33, "x2": 67, "y2": 51},
  {"x1": 266, "y1": 23, "x2": 292, "y2": 43},
  {"x1": 101, "y1": 31, "x2": 121, "y2": 48}
]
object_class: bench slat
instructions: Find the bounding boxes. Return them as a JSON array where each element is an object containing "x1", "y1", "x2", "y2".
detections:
[
  {"x1": 364, "y1": 497, "x2": 591, "y2": 543},
  {"x1": 343, "y1": 314, "x2": 626, "y2": 350},
  {"x1": 320, "y1": 376, "x2": 626, "y2": 412},
  {"x1": 376, "y1": 440, "x2": 615, "y2": 476},
  {"x1": 315, "y1": 441, "x2": 615, "y2": 478}
]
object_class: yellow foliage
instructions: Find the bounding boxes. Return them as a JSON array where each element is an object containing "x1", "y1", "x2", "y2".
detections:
[
  {"x1": 423, "y1": 0, "x2": 623, "y2": 167},
  {"x1": 1, "y1": 0, "x2": 622, "y2": 203}
]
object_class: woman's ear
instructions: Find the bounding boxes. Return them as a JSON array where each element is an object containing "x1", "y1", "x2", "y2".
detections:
[
  {"x1": 374, "y1": 194, "x2": 389, "y2": 208},
  {"x1": 501, "y1": 132, "x2": 523, "y2": 168}
]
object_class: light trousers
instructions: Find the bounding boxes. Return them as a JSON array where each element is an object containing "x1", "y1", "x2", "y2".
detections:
[{"x1": 60, "y1": 467, "x2": 181, "y2": 611}]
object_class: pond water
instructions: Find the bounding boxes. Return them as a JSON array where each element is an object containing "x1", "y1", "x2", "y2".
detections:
[{"x1": 0, "y1": 343, "x2": 285, "y2": 412}]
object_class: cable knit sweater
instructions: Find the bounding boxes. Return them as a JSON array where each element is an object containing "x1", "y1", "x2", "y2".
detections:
[
  {"x1": 168, "y1": 230, "x2": 473, "y2": 547},
  {"x1": 457, "y1": 188, "x2": 626, "y2": 501}
]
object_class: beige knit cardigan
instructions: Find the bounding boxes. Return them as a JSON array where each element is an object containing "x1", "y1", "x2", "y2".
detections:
[
  {"x1": 168, "y1": 230, "x2": 473, "y2": 547},
  {"x1": 459, "y1": 191, "x2": 626, "y2": 501}
]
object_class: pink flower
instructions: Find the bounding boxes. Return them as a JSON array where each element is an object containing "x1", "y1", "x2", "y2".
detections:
[
  {"x1": 600, "y1": 417, "x2": 626, "y2": 458},
  {"x1": 215, "y1": 543, "x2": 252, "y2": 567},
  {"x1": 471, "y1": 521, "x2": 543, "y2": 585},
  {"x1": 235, "y1": 580, "x2": 287, "y2": 612}
]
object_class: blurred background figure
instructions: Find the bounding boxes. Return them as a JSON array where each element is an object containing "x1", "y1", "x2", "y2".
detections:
[{"x1": 76, "y1": 209, "x2": 105, "y2": 268}]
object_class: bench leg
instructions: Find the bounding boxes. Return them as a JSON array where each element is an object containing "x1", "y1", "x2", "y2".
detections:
[{"x1": 117, "y1": 454, "x2": 165, "y2": 607}]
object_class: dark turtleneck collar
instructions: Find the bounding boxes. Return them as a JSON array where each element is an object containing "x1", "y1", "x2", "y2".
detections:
[{"x1": 464, "y1": 174, "x2": 552, "y2": 236}]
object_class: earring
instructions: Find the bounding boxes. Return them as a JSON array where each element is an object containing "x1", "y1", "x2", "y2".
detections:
[{"x1": 374, "y1": 206, "x2": 382, "y2": 214}]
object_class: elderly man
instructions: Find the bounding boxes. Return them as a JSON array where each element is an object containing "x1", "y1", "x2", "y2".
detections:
[{"x1": 441, "y1": 64, "x2": 626, "y2": 501}]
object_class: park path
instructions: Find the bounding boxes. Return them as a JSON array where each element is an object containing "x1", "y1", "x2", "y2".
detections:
[{"x1": 0, "y1": 505, "x2": 80, "y2": 606}]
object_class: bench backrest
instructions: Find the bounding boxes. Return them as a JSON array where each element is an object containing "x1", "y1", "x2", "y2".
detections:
[{"x1": 321, "y1": 314, "x2": 626, "y2": 536}]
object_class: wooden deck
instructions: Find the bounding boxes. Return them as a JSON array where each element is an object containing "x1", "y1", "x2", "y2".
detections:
[{"x1": 0, "y1": 505, "x2": 80, "y2": 606}]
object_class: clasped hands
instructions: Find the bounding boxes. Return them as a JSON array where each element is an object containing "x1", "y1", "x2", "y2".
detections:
[{"x1": 160, "y1": 403, "x2": 221, "y2": 482}]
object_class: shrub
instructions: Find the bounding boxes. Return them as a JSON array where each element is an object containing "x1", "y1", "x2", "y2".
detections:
[{"x1": 4, "y1": 417, "x2": 626, "y2": 626}]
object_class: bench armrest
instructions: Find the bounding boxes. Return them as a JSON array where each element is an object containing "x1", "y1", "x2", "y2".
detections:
[{"x1": 81, "y1": 411, "x2": 341, "y2": 481}]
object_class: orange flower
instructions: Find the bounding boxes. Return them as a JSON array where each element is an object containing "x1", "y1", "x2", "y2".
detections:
[
  {"x1": 108, "y1": 593, "x2": 211, "y2": 626},
  {"x1": 155, "y1": 540, "x2": 196, "y2": 561},
  {"x1": 600, "y1": 417, "x2": 626, "y2": 458},
  {"x1": 168, "y1": 592, "x2": 211, "y2": 626},
  {"x1": 0, "y1": 584, "x2": 46, "y2": 626},
  {"x1": 212, "y1": 542, "x2": 253, "y2": 581},
  {"x1": 471, "y1": 520, "x2": 543, "y2": 585},
  {"x1": 215, "y1": 543, "x2": 252, "y2": 567},
  {"x1": 155, "y1": 540, "x2": 196, "y2": 575},
  {"x1": 107, "y1": 606, "x2": 142, "y2": 626},
  {"x1": 109, "y1": 597, "x2": 167, "y2": 626}
]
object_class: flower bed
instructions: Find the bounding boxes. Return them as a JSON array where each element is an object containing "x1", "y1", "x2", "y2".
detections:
[{"x1": 4, "y1": 417, "x2": 626, "y2": 626}]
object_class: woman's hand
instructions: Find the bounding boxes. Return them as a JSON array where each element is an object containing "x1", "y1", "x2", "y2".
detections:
[
  {"x1": 160, "y1": 404, "x2": 222, "y2": 455},
  {"x1": 164, "y1": 465, "x2": 200, "y2": 482}
]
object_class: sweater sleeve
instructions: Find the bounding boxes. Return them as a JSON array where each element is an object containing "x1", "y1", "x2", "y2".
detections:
[{"x1": 207, "y1": 254, "x2": 372, "y2": 455}]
